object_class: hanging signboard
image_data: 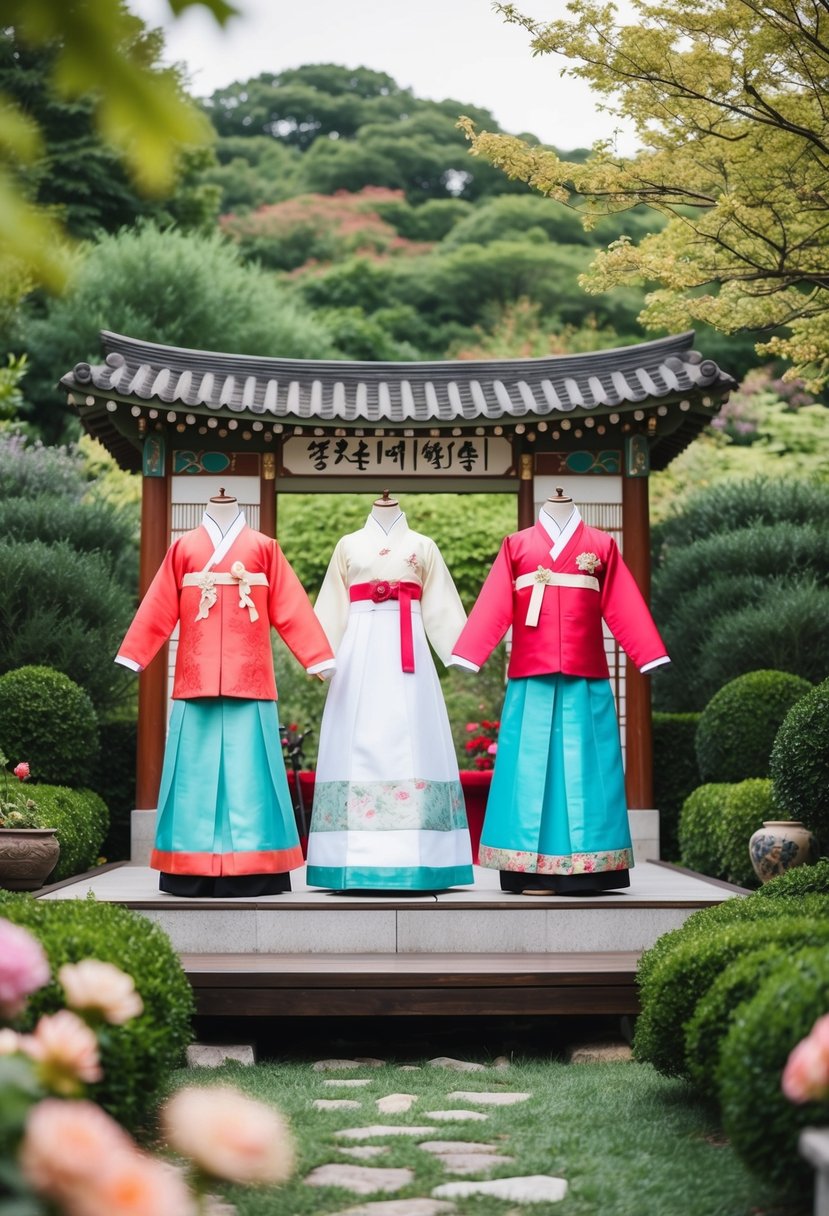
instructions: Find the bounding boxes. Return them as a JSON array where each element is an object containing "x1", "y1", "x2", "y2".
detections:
[{"x1": 281, "y1": 435, "x2": 514, "y2": 477}]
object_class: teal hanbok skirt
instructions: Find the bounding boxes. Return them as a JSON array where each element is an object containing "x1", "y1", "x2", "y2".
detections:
[
  {"x1": 150, "y1": 698, "x2": 304, "y2": 877},
  {"x1": 477, "y1": 674, "x2": 633, "y2": 878}
]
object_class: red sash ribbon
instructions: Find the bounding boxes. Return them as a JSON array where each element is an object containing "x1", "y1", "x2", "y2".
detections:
[{"x1": 349, "y1": 580, "x2": 422, "y2": 673}]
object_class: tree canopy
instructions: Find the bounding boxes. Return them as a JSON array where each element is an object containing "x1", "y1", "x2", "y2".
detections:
[{"x1": 460, "y1": 0, "x2": 829, "y2": 387}]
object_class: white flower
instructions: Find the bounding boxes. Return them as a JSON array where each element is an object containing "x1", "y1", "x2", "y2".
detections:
[
  {"x1": 59, "y1": 960, "x2": 143, "y2": 1025},
  {"x1": 575, "y1": 551, "x2": 602, "y2": 574}
]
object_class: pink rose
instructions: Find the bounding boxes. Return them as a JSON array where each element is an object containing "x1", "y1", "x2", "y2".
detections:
[
  {"x1": 13, "y1": 761, "x2": 30, "y2": 781},
  {"x1": 782, "y1": 1018, "x2": 829, "y2": 1103},
  {"x1": 395, "y1": 790, "x2": 410, "y2": 801},
  {"x1": 465, "y1": 723, "x2": 479, "y2": 732},
  {"x1": 162, "y1": 1085, "x2": 295, "y2": 1184},
  {"x1": 21, "y1": 1010, "x2": 102, "y2": 1094},
  {"x1": 59, "y1": 960, "x2": 144, "y2": 1026},
  {"x1": 365, "y1": 810, "x2": 376, "y2": 818},
  {"x1": 20, "y1": 1099, "x2": 133, "y2": 1197},
  {"x1": 0, "y1": 918, "x2": 50, "y2": 1017},
  {"x1": 487, "y1": 742, "x2": 498, "y2": 756},
  {"x1": 414, "y1": 781, "x2": 426, "y2": 790}
]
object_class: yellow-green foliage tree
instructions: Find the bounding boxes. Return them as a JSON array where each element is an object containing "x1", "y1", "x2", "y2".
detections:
[
  {"x1": 0, "y1": 0, "x2": 233, "y2": 290},
  {"x1": 460, "y1": 0, "x2": 829, "y2": 387}
]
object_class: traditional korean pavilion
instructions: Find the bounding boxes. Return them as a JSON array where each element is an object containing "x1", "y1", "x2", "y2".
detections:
[{"x1": 62, "y1": 328, "x2": 735, "y2": 855}]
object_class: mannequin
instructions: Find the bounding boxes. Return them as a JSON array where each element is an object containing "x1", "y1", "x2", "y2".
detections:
[
  {"x1": 305, "y1": 495, "x2": 473, "y2": 892},
  {"x1": 204, "y1": 487, "x2": 242, "y2": 534},
  {"x1": 451, "y1": 494, "x2": 669, "y2": 896},
  {"x1": 541, "y1": 487, "x2": 576, "y2": 531},
  {"x1": 370, "y1": 489, "x2": 402, "y2": 531},
  {"x1": 115, "y1": 488, "x2": 335, "y2": 897}
]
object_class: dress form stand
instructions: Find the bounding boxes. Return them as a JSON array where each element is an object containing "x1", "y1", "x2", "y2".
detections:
[
  {"x1": 205, "y1": 488, "x2": 241, "y2": 534},
  {"x1": 371, "y1": 489, "x2": 402, "y2": 532},
  {"x1": 541, "y1": 486, "x2": 575, "y2": 532}
]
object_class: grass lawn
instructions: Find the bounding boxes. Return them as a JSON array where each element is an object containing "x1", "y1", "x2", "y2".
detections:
[{"x1": 172, "y1": 1057, "x2": 806, "y2": 1216}]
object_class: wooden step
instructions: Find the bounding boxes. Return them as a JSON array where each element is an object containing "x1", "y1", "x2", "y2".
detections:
[{"x1": 181, "y1": 951, "x2": 641, "y2": 1018}]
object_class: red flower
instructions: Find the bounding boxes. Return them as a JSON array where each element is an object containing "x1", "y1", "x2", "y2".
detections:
[
  {"x1": 371, "y1": 581, "x2": 392, "y2": 602},
  {"x1": 13, "y1": 762, "x2": 30, "y2": 782}
]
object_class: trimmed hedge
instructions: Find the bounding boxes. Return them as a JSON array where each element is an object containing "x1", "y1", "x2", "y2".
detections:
[
  {"x1": 652, "y1": 712, "x2": 700, "y2": 861},
  {"x1": 0, "y1": 892, "x2": 193, "y2": 1131},
  {"x1": 30, "y1": 785, "x2": 109, "y2": 881},
  {"x1": 717, "y1": 779, "x2": 779, "y2": 889},
  {"x1": 633, "y1": 914, "x2": 829, "y2": 1079},
  {"x1": 685, "y1": 945, "x2": 792, "y2": 1096},
  {"x1": 677, "y1": 783, "x2": 730, "y2": 877},
  {"x1": 720, "y1": 946, "x2": 829, "y2": 1192},
  {"x1": 0, "y1": 666, "x2": 99, "y2": 787},
  {"x1": 695, "y1": 670, "x2": 812, "y2": 783},
  {"x1": 770, "y1": 676, "x2": 829, "y2": 849},
  {"x1": 92, "y1": 719, "x2": 137, "y2": 863},
  {"x1": 755, "y1": 856, "x2": 829, "y2": 899}
]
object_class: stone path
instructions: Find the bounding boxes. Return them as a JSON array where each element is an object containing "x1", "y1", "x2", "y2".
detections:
[{"x1": 305, "y1": 1057, "x2": 568, "y2": 1206}]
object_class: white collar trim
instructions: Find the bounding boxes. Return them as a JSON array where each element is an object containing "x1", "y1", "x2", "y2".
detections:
[
  {"x1": 539, "y1": 504, "x2": 582, "y2": 560},
  {"x1": 201, "y1": 510, "x2": 246, "y2": 569},
  {"x1": 366, "y1": 510, "x2": 406, "y2": 536}
]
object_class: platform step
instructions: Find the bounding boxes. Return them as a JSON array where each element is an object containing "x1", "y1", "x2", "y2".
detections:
[{"x1": 182, "y1": 951, "x2": 642, "y2": 1018}]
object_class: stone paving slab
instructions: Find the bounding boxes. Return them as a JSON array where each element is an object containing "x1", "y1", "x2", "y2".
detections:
[
  {"x1": 331, "y1": 1201, "x2": 456, "y2": 1216},
  {"x1": 425, "y1": 1110, "x2": 489, "y2": 1122},
  {"x1": 324, "y1": 1078, "x2": 374, "y2": 1088},
  {"x1": 434, "y1": 1175, "x2": 568, "y2": 1203},
  {"x1": 314, "y1": 1058, "x2": 386, "y2": 1070},
  {"x1": 377, "y1": 1094, "x2": 417, "y2": 1114},
  {"x1": 447, "y1": 1090, "x2": 531, "y2": 1106},
  {"x1": 314, "y1": 1099, "x2": 363, "y2": 1111},
  {"x1": 434, "y1": 1152, "x2": 515, "y2": 1175},
  {"x1": 305, "y1": 1164, "x2": 413, "y2": 1195},
  {"x1": 418, "y1": 1142, "x2": 498, "y2": 1155},
  {"x1": 336, "y1": 1126, "x2": 437, "y2": 1141},
  {"x1": 426, "y1": 1057, "x2": 487, "y2": 1072},
  {"x1": 568, "y1": 1042, "x2": 633, "y2": 1063},
  {"x1": 339, "y1": 1147, "x2": 388, "y2": 1160},
  {"x1": 186, "y1": 1043, "x2": 255, "y2": 1067}
]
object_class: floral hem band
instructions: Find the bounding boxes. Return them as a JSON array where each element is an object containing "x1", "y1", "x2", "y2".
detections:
[{"x1": 478, "y1": 844, "x2": 633, "y2": 875}]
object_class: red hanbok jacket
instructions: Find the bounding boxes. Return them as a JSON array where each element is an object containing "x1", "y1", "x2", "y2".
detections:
[
  {"x1": 116, "y1": 516, "x2": 334, "y2": 700},
  {"x1": 452, "y1": 515, "x2": 668, "y2": 679}
]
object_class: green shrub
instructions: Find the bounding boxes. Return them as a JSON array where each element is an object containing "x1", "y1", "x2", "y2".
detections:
[
  {"x1": 719, "y1": 946, "x2": 829, "y2": 1192},
  {"x1": 30, "y1": 785, "x2": 108, "y2": 880},
  {"x1": 754, "y1": 856, "x2": 829, "y2": 899},
  {"x1": 770, "y1": 676, "x2": 829, "y2": 849},
  {"x1": 652, "y1": 712, "x2": 700, "y2": 860},
  {"x1": 0, "y1": 432, "x2": 87, "y2": 501},
  {"x1": 717, "y1": 779, "x2": 780, "y2": 889},
  {"x1": 0, "y1": 893, "x2": 193, "y2": 1131},
  {"x1": 685, "y1": 946, "x2": 792, "y2": 1096},
  {"x1": 0, "y1": 495, "x2": 138, "y2": 592},
  {"x1": 677, "y1": 783, "x2": 731, "y2": 877},
  {"x1": 0, "y1": 665, "x2": 100, "y2": 786},
  {"x1": 695, "y1": 670, "x2": 812, "y2": 783},
  {"x1": 633, "y1": 915, "x2": 829, "y2": 1079},
  {"x1": 0, "y1": 543, "x2": 134, "y2": 711},
  {"x1": 92, "y1": 719, "x2": 137, "y2": 863}
]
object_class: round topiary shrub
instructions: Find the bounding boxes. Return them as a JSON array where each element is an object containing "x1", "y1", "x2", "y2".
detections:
[
  {"x1": 653, "y1": 712, "x2": 701, "y2": 861},
  {"x1": 716, "y1": 779, "x2": 780, "y2": 889},
  {"x1": 755, "y1": 856, "x2": 829, "y2": 899},
  {"x1": 30, "y1": 785, "x2": 109, "y2": 881},
  {"x1": 719, "y1": 945, "x2": 829, "y2": 1193},
  {"x1": 695, "y1": 670, "x2": 812, "y2": 784},
  {"x1": 770, "y1": 676, "x2": 829, "y2": 849},
  {"x1": 0, "y1": 666, "x2": 100, "y2": 786},
  {"x1": 0, "y1": 893, "x2": 194, "y2": 1131},
  {"x1": 678, "y1": 783, "x2": 731, "y2": 877},
  {"x1": 685, "y1": 945, "x2": 791, "y2": 1096},
  {"x1": 633, "y1": 914, "x2": 829, "y2": 1079}
]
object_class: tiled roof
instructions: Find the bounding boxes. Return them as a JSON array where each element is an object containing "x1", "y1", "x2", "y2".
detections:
[{"x1": 63, "y1": 329, "x2": 734, "y2": 425}]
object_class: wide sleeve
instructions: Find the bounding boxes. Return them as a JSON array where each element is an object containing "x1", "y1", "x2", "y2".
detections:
[
  {"x1": 267, "y1": 541, "x2": 335, "y2": 670},
  {"x1": 115, "y1": 543, "x2": 181, "y2": 672},
  {"x1": 420, "y1": 542, "x2": 467, "y2": 666},
  {"x1": 450, "y1": 537, "x2": 515, "y2": 669},
  {"x1": 599, "y1": 539, "x2": 669, "y2": 671},
  {"x1": 312, "y1": 539, "x2": 351, "y2": 655}
]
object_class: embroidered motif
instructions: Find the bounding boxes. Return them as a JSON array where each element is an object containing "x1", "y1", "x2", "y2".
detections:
[
  {"x1": 405, "y1": 552, "x2": 419, "y2": 573},
  {"x1": 478, "y1": 844, "x2": 633, "y2": 875},
  {"x1": 379, "y1": 548, "x2": 391, "y2": 556},
  {"x1": 576, "y1": 551, "x2": 602, "y2": 574}
]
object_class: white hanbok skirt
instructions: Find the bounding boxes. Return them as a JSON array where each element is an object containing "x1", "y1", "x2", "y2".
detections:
[{"x1": 305, "y1": 599, "x2": 473, "y2": 890}]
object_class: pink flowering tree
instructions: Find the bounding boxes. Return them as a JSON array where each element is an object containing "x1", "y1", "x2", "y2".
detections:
[{"x1": 0, "y1": 917, "x2": 295, "y2": 1214}]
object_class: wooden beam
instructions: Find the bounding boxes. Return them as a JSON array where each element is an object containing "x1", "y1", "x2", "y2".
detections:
[
  {"x1": 518, "y1": 451, "x2": 534, "y2": 529},
  {"x1": 135, "y1": 463, "x2": 169, "y2": 810},
  {"x1": 260, "y1": 451, "x2": 276, "y2": 538},
  {"x1": 621, "y1": 473, "x2": 654, "y2": 809}
]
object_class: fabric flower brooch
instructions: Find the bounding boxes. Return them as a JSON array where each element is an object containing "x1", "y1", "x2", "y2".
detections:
[{"x1": 575, "y1": 552, "x2": 602, "y2": 575}]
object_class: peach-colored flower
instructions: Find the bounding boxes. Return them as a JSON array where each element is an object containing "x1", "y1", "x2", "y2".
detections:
[
  {"x1": 0, "y1": 1027, "x2": 20, "y2": 1054},
  {"x1": 162, "y1": 1085, "x2": 295, "y2": 1184},
  {"x1": 20, "y1": 1098, "x2": 132, "y2": 1196},
  {"x1": 66, "y1": 1154, "x2": 196, "y2": 1216},
  {"x1": 782, "y1": 1030, "x2": 829, "y2": 1103},
  {"x1": 59, "y1": 960, "x2": 144, "y2": 1025},
  {"x1": 21, "y1": 1009, "x2": 102, "y2": 1094},
  {"x1": 0, "y1": 918, "x2": 50, "y2": 1018},
  {"x1": 13, "y1": 761, "x2": 30, "y2": 780}
]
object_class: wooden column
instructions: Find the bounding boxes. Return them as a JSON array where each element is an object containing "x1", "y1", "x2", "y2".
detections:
[
  {"x1": 621, "y1": 473, "x2": 654, "y2": 809},
  {"x1": 135, "y1": 461, "x2": 170, "y2": 810},
  {"x1": 260, "y1": 451, "x2": 276, "y2": 538},
  {"x1": 517, "y1": 452, "x2": 534, "y2": 529}
]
